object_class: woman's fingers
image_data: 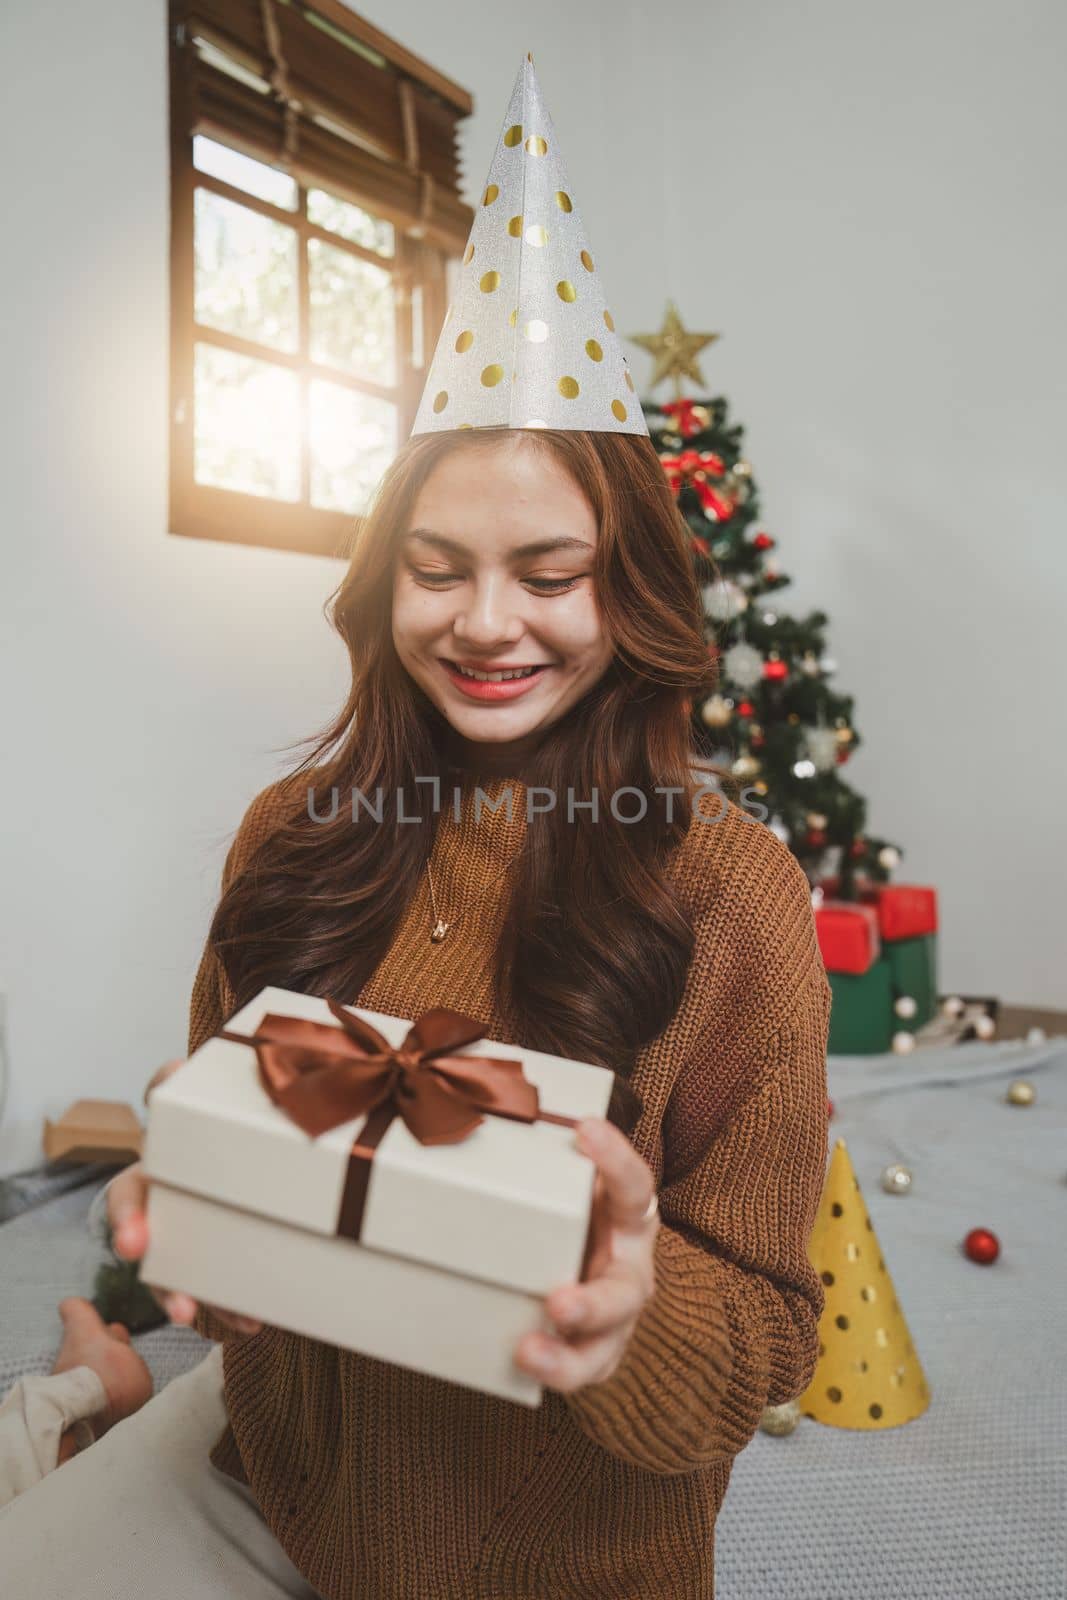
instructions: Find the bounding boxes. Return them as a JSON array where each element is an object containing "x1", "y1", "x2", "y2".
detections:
[
  {"x1": 547, "y1": 1262, "x2": 645, "y2": 1338},
  {"x1": 109, "y1": 1051, "x2": 185, "y2": 1255},
  {"x1": 143, "y1": 1057, "x2": 185, "y2": 1105},
  {"x1": 139, "y1": 1281, "x2": 261, "y2": 1336},
  {"x1": 210, "y1": 1307, "x2": 264, "y2": 1336},
  {"x1": 575, "y1": 1118, "x2": 656, "y2": 1231},
  {"x1": 516, "y1": 1326, "x2": 622, "y2": 1391},
  {"x1": 144, "y1": 1284, "x2": 198, "y2": 1324},
  {"x1": 109, "y1": 1069, "x2": 264, "y2": 1338},
  {"x1": 108, "y1": 1162, "x2": 149, "y2": 1260}
]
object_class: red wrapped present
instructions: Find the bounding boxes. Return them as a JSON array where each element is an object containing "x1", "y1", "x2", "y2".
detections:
[
  {"x1": 814, "y1": 902, "x2": 881, "y2": 975},
  {"x1": 859, "y1": 884, "x2": 938, "y2": 941}
]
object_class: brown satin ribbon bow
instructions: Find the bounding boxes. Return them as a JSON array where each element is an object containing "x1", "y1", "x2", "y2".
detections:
[{"x1": 217, "y1": 1001, "x2": 576, "y2": 1241}]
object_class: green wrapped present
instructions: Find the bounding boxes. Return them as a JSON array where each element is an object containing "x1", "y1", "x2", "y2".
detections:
[
  {"x1": 885, "y1": 932, "x2": 938, "y2": 1029},
  {"x1": 828, "y1": 957, "x2": 894, "y2": 1054}
]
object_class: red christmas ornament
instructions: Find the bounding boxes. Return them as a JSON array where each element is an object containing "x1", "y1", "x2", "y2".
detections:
[
  {"x1": 660, "y1": 449, "x2": 734, "y2": 522},
  {"x1": 753, "y1": 531, "x2": 775, "y2": 551},
  {"x1": 691, "y1": 535, "x2": 711, "y2": 558},
  {"x1": 849, "y1": 838, "x2": 867, "y2": 859},
  {"x1": 836, "y1": 748, "x2": 851, "y2": 765},
  {"x1": 661, "y1": 398, "x2": 703, "y2": 439},
  {"x1": 805, "y1": 829, "x2": 828, "y2": 849},
  {"x1": 763, "y1": 659, "x2": 789, "y2": 682},
  {"x1": 827, "y1": 1097, "x2": 835, "y2": 1119},
  {"x1": 737, "y1": 700, "x2": 754, "y2": 717},
  {"x1": 963, "y1": 1227, "x2": 1000, "y2": 1266}
]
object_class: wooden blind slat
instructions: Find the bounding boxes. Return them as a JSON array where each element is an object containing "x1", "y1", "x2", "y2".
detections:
[
  {"x1": 272, "y1": 5, "x2": 405, "y2": 161},
  {"x1": 175, "y1": 0, "x2": 472, "y2": 246},
  {"x1": 187, "y1": 56, "x2": 471, "y2": 253},
  {"x1": 180, "y1": 0, "x2": 267, "y2": 77}
]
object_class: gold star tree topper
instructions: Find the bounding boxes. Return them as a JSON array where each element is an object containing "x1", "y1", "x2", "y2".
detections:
[{"x1": 627, "y1": 300, "x2": 720, "y2": 398}]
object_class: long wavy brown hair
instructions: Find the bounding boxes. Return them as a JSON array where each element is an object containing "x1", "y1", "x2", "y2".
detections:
[{"x1": 208, "y1": 427, "x2": 730, "y2": 1100}]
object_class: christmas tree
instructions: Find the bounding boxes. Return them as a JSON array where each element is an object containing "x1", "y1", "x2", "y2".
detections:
[{"x1": 631, "y1": 302, "x2": 901, "y2": 898}]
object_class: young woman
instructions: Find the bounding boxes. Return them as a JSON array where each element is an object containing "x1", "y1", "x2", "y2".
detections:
[{"x1": 0, "y1": 423, "x2": 830, "y2": 1599}]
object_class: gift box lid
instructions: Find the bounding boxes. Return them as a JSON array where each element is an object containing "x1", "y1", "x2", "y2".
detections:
[
  {"x1": 143, "y1": 987, "x2": 615, "y2": 1297},
  {"x1": 860, "y1": 884, "x2": 938, "y2": 941},
  {"x1": 814, "y1": 900, "x2": 881, "y2": 974}
]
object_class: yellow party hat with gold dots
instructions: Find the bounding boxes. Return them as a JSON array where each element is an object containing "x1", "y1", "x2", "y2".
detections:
[
  {"x1": 799, "y1": 1138, "x2": 931, "y2": 1429},
  {"x1": 410, "y1": 53, "x2": 645, "y2": 438}
]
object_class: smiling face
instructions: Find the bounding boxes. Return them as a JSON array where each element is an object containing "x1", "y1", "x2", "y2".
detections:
[{"x1": 392, "y1": 435, "x2": 614, "y2": 773}]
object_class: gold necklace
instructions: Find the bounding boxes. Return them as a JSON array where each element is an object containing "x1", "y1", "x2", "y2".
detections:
[{"x1": 425, "y1": 853, "x2": 521, "y2": 944}]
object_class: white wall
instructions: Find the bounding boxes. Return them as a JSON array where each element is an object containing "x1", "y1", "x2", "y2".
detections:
[
  {"x1": 1, "y1": 0, "x2": 1063, "y2": 1173},
  {"x1": 656, "y1": 0, "x2": 1067, "y2": 1010}
]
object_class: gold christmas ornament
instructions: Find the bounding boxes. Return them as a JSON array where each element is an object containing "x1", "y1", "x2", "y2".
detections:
[
  {"x1": 759, "y1": 1400, "x2": 801, "y2": 1436},
  {"x1": 627, "y1": 300, "x2": 720, "y2": 399},
  {"x1": 799, "y1": 1140, "x2": 931, "y2": 1429},
  {"x1": 700, "y1": 693, "x2": 733, "y2": 728},
  {"x1": 1006, "y1": 1080, "x2": 1036, "y2": 1106},
  {"x1": 880, "y1": 1163, "x2": 913, "y2": 1196},
  {"x1": 411, "y1": 56, "x2": 646, "y2": 438},
  {"x1": 731, "y1": 753, "x2": 761, "y2": 781}
]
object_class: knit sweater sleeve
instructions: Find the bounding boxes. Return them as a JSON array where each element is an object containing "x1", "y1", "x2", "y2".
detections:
[
  {"x1": 184, "y1": 781, "x2": 292, "y2": 1344},
  {"x1": 562, "y1": 846, "x2": 831, "y2": 1475}
]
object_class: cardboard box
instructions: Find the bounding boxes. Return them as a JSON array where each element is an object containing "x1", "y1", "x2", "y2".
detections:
[
  {"x1": 42, "y1": 1100, "x2": 143, "y2": 1165},
  {"x1": 141, "y1": 986, "x2": 614, "y2": 1405}
]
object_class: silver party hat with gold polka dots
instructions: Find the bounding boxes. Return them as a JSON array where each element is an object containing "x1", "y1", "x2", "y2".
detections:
[{"x1": 410, "y1": 53, "x2": 646, "y2": 437}]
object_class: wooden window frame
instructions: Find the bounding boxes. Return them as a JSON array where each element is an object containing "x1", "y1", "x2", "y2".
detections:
[{"x1": 167, "y1": 3, "x2": 471, "y2": 560}]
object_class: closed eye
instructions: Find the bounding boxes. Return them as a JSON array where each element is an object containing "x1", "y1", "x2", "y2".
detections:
[{"x1": 409, "y1": 567, "x2": 582, "y2": 595}]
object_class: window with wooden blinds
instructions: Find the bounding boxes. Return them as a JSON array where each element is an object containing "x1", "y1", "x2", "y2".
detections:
[{"x1": 168, "y1": 0, "x2": 473, "y2": 558}]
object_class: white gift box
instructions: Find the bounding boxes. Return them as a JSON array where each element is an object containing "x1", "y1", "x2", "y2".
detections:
[{"x1": 141, "y1": 986, "x2": 614, "y2": 1405}]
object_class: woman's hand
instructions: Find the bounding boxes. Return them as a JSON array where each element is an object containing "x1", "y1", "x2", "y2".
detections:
[
  {"x1": 514, "y1": 1116, "x2": 659, "y2": 1392},
  {"x1": 108, "y1": 1059, "x2": 263, "y2": 1338}
]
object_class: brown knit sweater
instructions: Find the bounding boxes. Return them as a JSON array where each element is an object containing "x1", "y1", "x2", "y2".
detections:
[{"x1": 186, "y1": 775, "x2": 830, "y2": 1599}]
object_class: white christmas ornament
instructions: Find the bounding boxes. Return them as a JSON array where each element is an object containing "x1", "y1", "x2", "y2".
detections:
[
  {"x1": 411, "y1": 56, "x2": 646, "y2": 438},
  {"x1": 722, "y1": 641, "x2": 764, "y2": 690},
  {"x1": 702, "y1": 579, "x2": 748, "y2": 622},
  {"x1": 891, "y1": 1031, "x2": 917, "y2": 1055},
  {"x1": 803, "y1": 726, "x2": 840, "y2": 773}
]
